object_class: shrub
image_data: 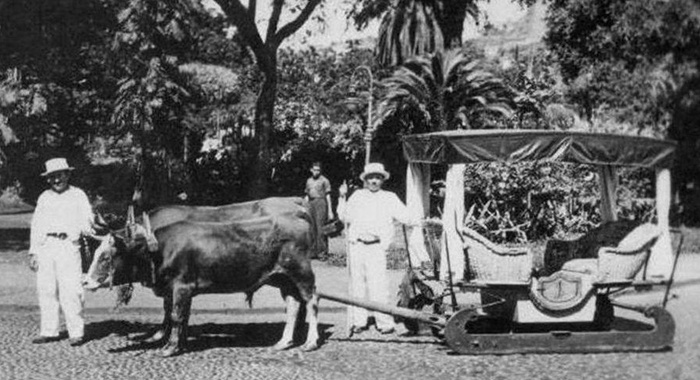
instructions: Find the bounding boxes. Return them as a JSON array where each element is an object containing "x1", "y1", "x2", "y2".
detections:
[{"x1": 459, "y1": 162, "x2": 656, "y2": 243}]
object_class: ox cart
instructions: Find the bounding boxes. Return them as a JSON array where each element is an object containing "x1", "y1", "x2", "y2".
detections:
[{"x1": 318, "y1": 129, "x2": 682, "y2": 355}]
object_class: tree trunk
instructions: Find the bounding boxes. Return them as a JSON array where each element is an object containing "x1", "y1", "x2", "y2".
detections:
[
  {"x1": 437, "y1": 0, "x2": 468, "y2": 49},
  {"x1": 248, "y1": 55, "x2": 277, "y2": 199}
]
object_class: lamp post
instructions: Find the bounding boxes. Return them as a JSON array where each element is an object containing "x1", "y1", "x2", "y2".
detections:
[{"x1": 351, "y1": 65, "x2": 374, "y2": 165}]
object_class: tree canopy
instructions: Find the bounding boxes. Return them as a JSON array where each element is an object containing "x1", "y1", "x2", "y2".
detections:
[
  {"x1": 349, "y1": 0, "x2": 536, "y2": 67},
  {"x1": 545, "y1": 0, "x2": 700, "y2": 224},
  {"x1": 1, "y1": 0, "x2": 699, "y2": 228}
]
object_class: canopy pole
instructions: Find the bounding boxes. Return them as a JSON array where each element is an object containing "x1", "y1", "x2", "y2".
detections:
[
  {"x1": 440, "y1": 164, "x2": 466, "y2": 282},
  {"x1": 405, "y1": 163, "x2": 431, "y2": 267},
  {"x1": 647, "y1": 168, "x2": 674, "y2": 278},
  {"x1": 598, "y1": 165, "x2": 618, "y2": 222}
]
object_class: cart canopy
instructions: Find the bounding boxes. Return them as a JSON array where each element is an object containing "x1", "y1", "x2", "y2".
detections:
[
  {"x1": 402, "y1": 129, "x2": 676, "y2": 168},
  {"x1": 401, "y1": 129, "x2": 678, "y2": 283}
]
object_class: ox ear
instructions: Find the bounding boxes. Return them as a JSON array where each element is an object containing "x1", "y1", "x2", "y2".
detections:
[{"x1": 92, "y1": 212, "x2": 111, "y2": 236}]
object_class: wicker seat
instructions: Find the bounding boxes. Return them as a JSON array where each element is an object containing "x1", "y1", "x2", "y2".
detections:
[
  {"x1": 562, "y1": 223, "x2": 660, "y2": 282},
  {"x1": 459, "y1": 226, "x2": 533, "y2": 283},
  {"x1": 541, "y1": 220, "x2": 640, "y2": 277}
]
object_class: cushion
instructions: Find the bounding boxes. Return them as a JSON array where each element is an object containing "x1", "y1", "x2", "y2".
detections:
[
  {"x1": 617, "y1": 223, "x2": 661, "y2": 251},
  {"x1": 561, "y1": 258, "x2": 598, "y2": 275}
]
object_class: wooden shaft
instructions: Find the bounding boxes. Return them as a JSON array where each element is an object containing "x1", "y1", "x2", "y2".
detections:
[{"x1": 317, "y1": 290, "x2": 446, "y2": 328}]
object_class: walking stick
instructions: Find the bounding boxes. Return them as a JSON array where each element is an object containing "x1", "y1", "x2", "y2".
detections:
[{"x1": 337, "y1": 182, "x2": 355, "y2": 335}]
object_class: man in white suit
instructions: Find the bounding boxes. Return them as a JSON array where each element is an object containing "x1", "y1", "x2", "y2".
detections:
[
  {"x1": 337, "y1": 162, "x2": 413, "y2": 336},
  {"x1": 28, "y1": 158, "x2": 95, "y2": 347}
]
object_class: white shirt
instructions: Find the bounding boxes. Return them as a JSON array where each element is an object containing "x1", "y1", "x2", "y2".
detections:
[
  {"x1": 30, "y1": 186, "x2": 94, "y2": 252},
  {"x1": 338, "y1": 188, "x2": 410, "y2": 250}
]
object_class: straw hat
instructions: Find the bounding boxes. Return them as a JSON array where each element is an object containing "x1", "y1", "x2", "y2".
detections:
[
  {"x1": 359, "y1": 162, "x2": 390, "y2": 181},
  {"x1": 41, "y1": 158, "x2": 74, "y2": 177}
]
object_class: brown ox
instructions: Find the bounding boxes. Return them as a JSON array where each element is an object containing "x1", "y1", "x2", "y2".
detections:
[
  {"x1": 146, "y1": 196, "x2": 308, "y2": 230},
  {"x1": 85, "y1": 197, "x2": 310, "y2": 288},
  {"x1": 90, "y1": 213, "x2": 319, "y2": 357}
]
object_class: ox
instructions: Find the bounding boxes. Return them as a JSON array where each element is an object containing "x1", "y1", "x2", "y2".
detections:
[
  {"x1": 146, "y1": 196, "x2": 308, "y2": 230},
  {"x1": 85, "y1": 197, "x2": 310, "y2": 288},
  {"x1": 90, "y1": 213, "x2": 319, "y2": 357}
]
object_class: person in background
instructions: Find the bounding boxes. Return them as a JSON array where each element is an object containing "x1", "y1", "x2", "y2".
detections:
[
  {"x1": 337, "y1": 162, "x2": 412, "y2": 336},
  {"x1": 305, "y1": 161, "x2": 334, "y2": 259},
  {"x1": 28, "y1": 158, "x2": 95, "y2": 347}
]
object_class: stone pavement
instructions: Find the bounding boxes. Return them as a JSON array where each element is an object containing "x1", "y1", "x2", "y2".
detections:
[{"x1": 2, "y1": 249, "x2": 700, "y2": 379}]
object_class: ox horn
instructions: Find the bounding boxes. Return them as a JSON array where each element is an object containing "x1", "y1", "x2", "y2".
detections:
[
  {"x1": 127, "y1": 205, "x2": 135, "y2": 225},
  {"x1": 125, "y1": 204, "x2": 135, "y2": 240},
  {"x1": 142, "y1": 211, "x2": 152, "y2": 234},
  {"x1": 142, "y1": 212, "x2": 159, "y2": 252}
]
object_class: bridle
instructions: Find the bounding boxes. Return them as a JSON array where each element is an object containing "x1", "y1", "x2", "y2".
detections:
[{"x1": 91, "y1": 204, "x2": 159, "y2": 289}]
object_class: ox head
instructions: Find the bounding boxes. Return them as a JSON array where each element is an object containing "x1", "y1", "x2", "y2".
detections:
[{"x1": 84, "y1": 222, "x2": 157, "y2": 291}]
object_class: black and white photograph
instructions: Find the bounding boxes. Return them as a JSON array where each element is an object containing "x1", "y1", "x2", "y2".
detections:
[{"x1": 1, "y1": 1, "x2": 699, "y2": 379}]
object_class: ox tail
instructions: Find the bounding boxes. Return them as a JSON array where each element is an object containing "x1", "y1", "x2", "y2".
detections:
[
  {"x1": 295, "y1": 208, "x2": 316, "y2": 253},
  {"x1": 243, "y1": 280, "x2": 268, "y2": 308},
  {"x1": 245, "y1": 291, "x2": 255, "y2": 308},
  {"x1": 243, "y1": 269, "x2": 279, "y2": 308}
]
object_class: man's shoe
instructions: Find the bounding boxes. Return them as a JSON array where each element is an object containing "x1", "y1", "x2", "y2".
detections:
[
  {"x1": 69, "y1": 337, "x2": 86, "y2": 347},
  {"x1": 32, "y1": 336, "x2": 61, "y2": 344}
]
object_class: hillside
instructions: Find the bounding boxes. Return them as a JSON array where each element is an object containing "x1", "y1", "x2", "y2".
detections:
[{"x1": 470, "y1": 0, "x2": 548, "y2": 58}]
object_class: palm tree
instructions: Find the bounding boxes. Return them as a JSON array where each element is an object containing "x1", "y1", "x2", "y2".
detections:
[
  {"x1": 374, "y1": 0, "x2": 478, "y2": 67},
  {"x1": 375, "y1": 49, "x2": 514, "y2": 133}
]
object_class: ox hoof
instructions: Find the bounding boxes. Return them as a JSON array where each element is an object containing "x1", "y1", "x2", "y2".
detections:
[
  {"x1": 127, "y1": 333, "x2": 150, "y2": 342},
  {"x1": 145, "y1": 330, "x2": 167, "y2": 344},
  {"x1": 128, "y1": 329, "x2": 166, "y2": 343},
  {"x1": 158, "y1": 344, "x2": 182, "y2": 358},
  {"x1": 301, "y1": 341, "x2": 319, "y2": 352},
  {"x1": 272, "y1": 340, "x2": 294, "y2": 351},
  {"x1": 158, "y1": 347, "x2": 181, "y2": 358}
]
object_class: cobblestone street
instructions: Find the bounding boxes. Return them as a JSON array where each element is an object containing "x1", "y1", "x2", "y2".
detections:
[{"x1": 1, "y1": 252, "x2": 699, "y2": 380}]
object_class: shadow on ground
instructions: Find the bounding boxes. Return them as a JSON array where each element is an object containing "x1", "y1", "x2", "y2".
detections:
[
  {"x1": 0, "y1": 228, "x2": 29, "y2": 252},
  {"x1": 85, "y1": 320, "x2": 334, "y2": 354}
]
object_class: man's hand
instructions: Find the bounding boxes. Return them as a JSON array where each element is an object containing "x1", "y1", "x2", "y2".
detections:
[
  {"x1": 28, "y1": 253, "x2": 38, "y2": 272},
  {"x1": 338, "y1": 180, "x2": 348, "y2": 198}
]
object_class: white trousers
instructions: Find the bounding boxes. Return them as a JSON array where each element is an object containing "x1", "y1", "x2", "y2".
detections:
[
  {"x1": 36, "y1": 238, "x2": 85, "y2": 338},
  {"x1": 346, "y1": 241, "x2": 395, "y2": 330}
]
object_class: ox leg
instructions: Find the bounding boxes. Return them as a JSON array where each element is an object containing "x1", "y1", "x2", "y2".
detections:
[
  {"x1": 273, "y1": 294, "x2": 300, "y2": 351},
  {"x1": 147, "y1": 294, "x2": 174, "y2": 344},
  {"x1": 129, "y1": 293, "x2": 173, "y2": 343},
  {"x1": 160, "y1": 285, "x2": 192, "y2": 357},
  {"x1": 288, "y1": 256, "x2": 319, "y2": 351},
  {"x1": 301, "y1": 293, "x2": 320, "y2": 352}
]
